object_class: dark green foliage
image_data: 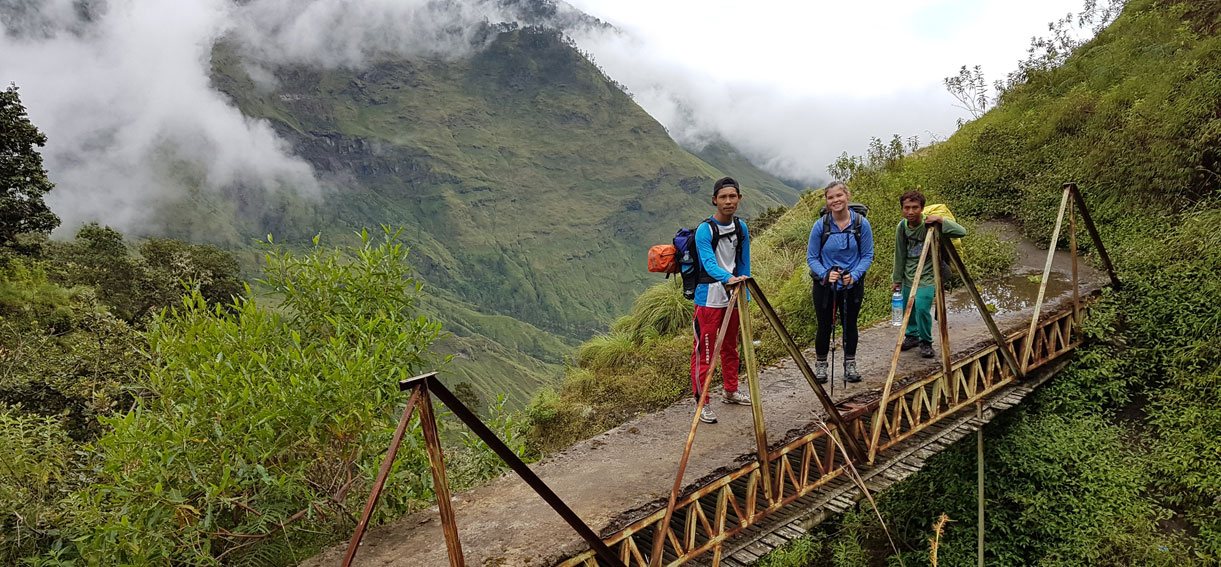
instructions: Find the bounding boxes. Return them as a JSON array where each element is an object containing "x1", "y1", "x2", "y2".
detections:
[
  {"x1": 0, "y1": 257, "x2": 142, "y2": 439},
  {"x1": 881, "y1": 411, "x2": 1179, "y2": 566},
  {"x1": 45, "y1": 223, "x2": 243, "y2": 324},
  {"x1": 0, "y1": 85, "x2": 59, "y2": 247}
]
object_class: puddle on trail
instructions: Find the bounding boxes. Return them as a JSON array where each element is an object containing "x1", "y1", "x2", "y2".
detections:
[{"x1": 948, "y1": 270, "x2": 1074, "y2": 315}]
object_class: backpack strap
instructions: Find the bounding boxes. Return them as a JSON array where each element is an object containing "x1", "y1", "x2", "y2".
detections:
[
  {"x1": 820, "y1": 212, "x2": 863, "y2": 260},
  {"x1": 702, "y1": 217, "x2": 744, "y2": 281},
  {"x1": 819, "y1": 212, "x2": 833, "y2": 249},
  {"x1": 850, "y1": 211, "x2": 863, "y2": 251}
]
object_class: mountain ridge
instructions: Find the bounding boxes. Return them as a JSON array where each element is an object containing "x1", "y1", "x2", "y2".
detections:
[{"x1": 188, "y1": 23, "x2": 800, "y2": 406}]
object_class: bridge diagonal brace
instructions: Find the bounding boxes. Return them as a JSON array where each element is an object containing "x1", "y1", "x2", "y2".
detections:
[
  {"x1": 941, "y1": 233, "x2": 1025, "y2": 381},
  {"x1": 932, "y1": 228, "x2": 954, "y2": 403},
  {"x1": 1065, "y1": 182, "x2": 1122, "y2": 289},
  {"x1": 1021, "y1": 186, "x2": 1071, "y2": 373},
  {"x1": 870, "y1": 228, "x2": 933, "y2": 463},
  {"x1": 417, "y1": 381, "x2": 465, "y2": 566},
  {"x1": 737, "y1": 289, "x2": 774, "y2": 505},
  {"x1": 651, "y1": 286, "x2": 743, "y2": 567},
  {"x1": 420, "y1": 375, "x2": 626, "y2": 567},
  {"x1": 342, "y1": 387, "x2": 422, "y2": 567},
  {"x1": 742, "y1": 278, "x2": 865, "y2": 463}
]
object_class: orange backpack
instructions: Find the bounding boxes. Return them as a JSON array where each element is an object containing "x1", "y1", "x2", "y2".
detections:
[{"x1": 648, "y1": 244, "x2": 680, "y2": 274}]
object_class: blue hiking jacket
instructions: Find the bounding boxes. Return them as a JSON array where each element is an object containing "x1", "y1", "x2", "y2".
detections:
[
  {"x1": 806, "y1": 212, "x2": 874, "y2": 289},
  {"x1": 694, "y1": 217, "x2": 751, "y2": 307}
]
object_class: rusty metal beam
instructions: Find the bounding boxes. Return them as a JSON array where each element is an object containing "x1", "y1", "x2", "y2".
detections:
[
  {"x1": 419, "y1": 375, "x2": 624, "y2": 567},
  {"x1": 1021, "y1": 186, "x2": 1070, "y2": 373},
  {"x1": 871, "y1": 227, "x2": 933, "y2": 463},
  {"x1": 650, "y1": 286, "x2": 742, "y2": 567},
  {"x1": 742, "y1": 278, "x2": 864, "y2": 462},
  {"x1": 1069, "y1": 197, "x2": 1081, "y2": 325},
  {"x1": 932, "y1": 228, "x2": 953, "y2": 405},
  {"x1": 342, "y1": 387, "x2": 422, "y2": 567},
  {"x1": 418, "y1": 383, "x2": 465, "y2": 566},
  {"x1": 737, "y1": 289, "x2": 774, "y2": 505},
  {"x1": 1065, "y1": 182, "x2": 1122, "y2": 289}
]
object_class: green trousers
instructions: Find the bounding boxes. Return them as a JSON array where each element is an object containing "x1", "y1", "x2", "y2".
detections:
[{"x1": 901, "y1": 284, "x2": 935, "y2": 343}]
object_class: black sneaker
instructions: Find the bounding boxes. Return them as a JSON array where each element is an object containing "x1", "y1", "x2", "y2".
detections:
[
  {"x1": 901, "y1": 336, "x2": 920, "y2": 351},
  {"x1": 919, "y1": 341, "x2": 935, "y2": 358}
]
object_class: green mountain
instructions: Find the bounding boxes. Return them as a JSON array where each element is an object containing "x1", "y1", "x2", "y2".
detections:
[{"x1": 181, "y1": 25, "x2": 799, "y2": 406}]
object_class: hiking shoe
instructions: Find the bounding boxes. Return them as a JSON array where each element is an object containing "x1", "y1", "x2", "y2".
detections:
[
  {"x1": 814, "y1": 359, "x2": 829, "y2": 384},
  {"x1": 843, "y1": 359, "x2": 862, "y2": 383},
  {"x1": 724, "y1": 390, "x2": 752, "y2": 405},
  {"x1": 901, "y1": 336, "x2": 921, "y2": 351},
  {"x1": 919, "y1": 341, "x2": 935, "y2": 358},
  {"x1": 699, "y1": 405, "x2": 718, "y2": 424}
]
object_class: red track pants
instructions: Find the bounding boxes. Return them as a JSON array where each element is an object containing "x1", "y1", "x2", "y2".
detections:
[{"x1": 691, "y1": 305, "x2": 740, "y2": 398}]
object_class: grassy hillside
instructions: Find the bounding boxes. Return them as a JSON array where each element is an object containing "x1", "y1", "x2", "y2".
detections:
[
  {"x1": 538, "y1": 0, "x2": 1220, "y2": 560},
  {"x1": 188, "y1": 26, "x2": 799, "y2": 405},
  {"x1": 752, "y1": 0, "x2": 1221, "y2": 564}
]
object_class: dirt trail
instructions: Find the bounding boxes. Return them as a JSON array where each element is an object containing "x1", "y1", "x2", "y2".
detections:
[{"x1": 304, "y1": 223, "x2": 1105, "y2": 566}]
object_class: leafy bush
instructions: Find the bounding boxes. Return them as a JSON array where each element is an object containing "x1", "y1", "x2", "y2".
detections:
[
  {"x1": 60, "y1": 229, "x2": 446, "y2": 564},
  {"x1": 44, "y1": 224, "x2": 242, "y2": 324},
  {"x1": 0, "y1": 258, "x2": 142, "y2": 439},
  {"x1": 0, "y1": 409, "x2": 80, "y2": 564}
]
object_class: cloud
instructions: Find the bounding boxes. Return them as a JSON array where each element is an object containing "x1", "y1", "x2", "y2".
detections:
[
  {"x1": 1, "y1": 0, "x2": 322, "y2": 235},
  {"x1": 564, "y1": 25, "x2": 959, "y2": 184},
  {"x1": 563, "y1": 0, "x2": 1086, "y2": 184},
  {"x1": 0, "y1": 0, "x2": 529, "y2": 236},
  {"x1": 228, "y1": 0, "x2": 515, "y2": 68}
]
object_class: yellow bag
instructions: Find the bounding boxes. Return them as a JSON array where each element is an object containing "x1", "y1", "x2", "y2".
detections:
[{"x1": 922, "y1": 203, "x2": 965, "y2": 263}]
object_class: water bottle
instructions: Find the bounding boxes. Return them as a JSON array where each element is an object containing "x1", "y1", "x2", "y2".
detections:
[{"x1": 891, "y1": 291, "x2": 903, "y2": 326}]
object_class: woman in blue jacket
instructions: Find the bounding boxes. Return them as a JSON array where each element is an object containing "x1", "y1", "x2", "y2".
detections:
[{"x1": 806, "y1": 181, "x2": 874, "y2": 383}]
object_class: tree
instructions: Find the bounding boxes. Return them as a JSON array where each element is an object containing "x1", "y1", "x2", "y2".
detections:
[
  {"x1": 0, "y1": 85, "x2": 58, "y2": 247},
  {"x1": 944, "y1": 64, "x2": 991, "y2": 119},
  {"x1": 44, "y1": 224, "x2": 244, "y2": 323}
]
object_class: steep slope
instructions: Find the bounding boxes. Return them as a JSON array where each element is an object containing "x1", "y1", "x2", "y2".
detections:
[
  {"x1": 195, "y1": 24, "x2": 798, "y2": 405},
  {"x1": 693, "y1": 138, "x2": 806, "y2": 204}
]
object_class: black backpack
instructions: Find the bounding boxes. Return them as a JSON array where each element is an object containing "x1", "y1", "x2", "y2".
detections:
[
  {"x1": 816, "y1": 203, "x2": 869, "y2": 252},
  {"x1": 678, "y1": 217, "x2": 745, "y2": 300}
]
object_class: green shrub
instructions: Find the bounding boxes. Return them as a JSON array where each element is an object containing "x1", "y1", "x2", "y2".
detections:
[
  {"x1": 574, "y1": 331, "x2": 637, "y2": 370},
  {"x1": 0, "y1": 258, "x2": 142, "y2": 440},
  {"x1": 61, "y1": 229, "x2": 446, "y2": 565},
  {"x1": 0, "y1": 409, "x2": 79, "y2": 564}
]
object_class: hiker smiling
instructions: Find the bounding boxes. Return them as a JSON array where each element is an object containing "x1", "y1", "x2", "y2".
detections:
[
  {"x1": 892, "y1": 189, "x2": 967, "y2": 358},
  {"x1": 690, "y1": 177, "x2": 752, "y2": 424},
  {"x1": 806, "y1": 181, "x2": 874, "y2": 384}
]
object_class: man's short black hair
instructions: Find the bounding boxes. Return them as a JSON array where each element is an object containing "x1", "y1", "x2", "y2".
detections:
[
  {"x1": 713, "y1": 177, "x2": 740, "y2": 198},
  {"x1": 899, "y1": 189, "x2": 926, "y2": 207}
]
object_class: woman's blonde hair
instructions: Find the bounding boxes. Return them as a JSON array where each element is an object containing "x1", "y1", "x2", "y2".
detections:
[{"x1": 824, "y1": 180, "x2": 850, "y2": 196}]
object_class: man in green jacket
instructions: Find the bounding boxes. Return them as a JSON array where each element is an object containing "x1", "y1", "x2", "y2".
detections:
[{"x1": 891, "y1": 190, "x2": 967, "y2": 358}]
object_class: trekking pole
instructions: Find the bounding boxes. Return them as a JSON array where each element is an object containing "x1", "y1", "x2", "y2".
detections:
[{"x1": 829, "y1": 267, "x2": 841, "y2": 398}]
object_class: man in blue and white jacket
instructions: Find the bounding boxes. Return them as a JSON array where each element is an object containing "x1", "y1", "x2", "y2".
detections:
[{"x1": 690, "y1": 177, "x2": 752, "y2": 424}]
